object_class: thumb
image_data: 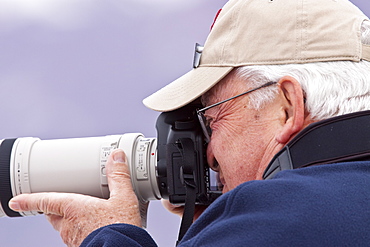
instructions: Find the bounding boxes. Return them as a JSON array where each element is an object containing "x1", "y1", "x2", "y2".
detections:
[{"x1": 106, "y1": 149, "x2": 134, "y2": 199}]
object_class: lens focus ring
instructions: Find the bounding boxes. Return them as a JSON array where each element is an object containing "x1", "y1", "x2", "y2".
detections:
[{"x1": 0, "y1": 139, "x2": 21, "y2": 217}]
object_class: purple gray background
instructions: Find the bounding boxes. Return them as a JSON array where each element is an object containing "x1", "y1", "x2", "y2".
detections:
[{"x1": 0, "y1": 1, "x2": 368, "y2": 246}]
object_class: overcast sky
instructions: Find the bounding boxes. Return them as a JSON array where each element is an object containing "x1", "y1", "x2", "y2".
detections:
[{"x1": 0, "y1": 0, "x2": 205, "y2": 31}]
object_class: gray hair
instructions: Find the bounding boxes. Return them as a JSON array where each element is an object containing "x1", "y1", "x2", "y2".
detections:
[{"x1": 235, "y1": 20, "x2": 370, "y2": 121}]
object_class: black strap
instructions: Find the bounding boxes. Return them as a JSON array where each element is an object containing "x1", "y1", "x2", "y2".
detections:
[
  {"x1": 263, "y1": 110, "x2": 370, "y2": 179},
  {"x1": 176, "y1": 138, "x2": 197, "y2": 245}
]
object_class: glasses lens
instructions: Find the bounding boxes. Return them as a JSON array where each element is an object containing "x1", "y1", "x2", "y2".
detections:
[{"x1": 197, "y1": 111, "x2": 212, "y2": 143}]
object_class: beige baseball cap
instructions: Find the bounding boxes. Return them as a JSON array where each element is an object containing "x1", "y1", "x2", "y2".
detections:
[{"x1": 143, "y1": 0, "x2": 370, "y2": 112}]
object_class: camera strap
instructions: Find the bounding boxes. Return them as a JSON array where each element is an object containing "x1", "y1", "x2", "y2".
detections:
[
  {"x1": 263, "y1": 110, "x2": 370, "y2": 179},
  {"x1": 176, "y1": 138, "x2": 197, "y2": 246}
]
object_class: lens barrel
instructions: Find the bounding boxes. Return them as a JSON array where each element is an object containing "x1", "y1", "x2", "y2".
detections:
[{"x1": 0, "y1": 134, "x2": 159, "y2": 217}]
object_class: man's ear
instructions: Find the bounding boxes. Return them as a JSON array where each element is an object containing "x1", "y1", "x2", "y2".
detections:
[{"x1": 275, "y1": 76, "x2": 306, "y2": 144}]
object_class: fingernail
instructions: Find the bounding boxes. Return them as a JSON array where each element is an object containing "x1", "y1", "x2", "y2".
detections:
[
  {"x1": 9, "y1": 201, "x2": 20, "y2": 211},
  {"x1": 113, "y1": 150, "x2": 126, "y2": 163}
]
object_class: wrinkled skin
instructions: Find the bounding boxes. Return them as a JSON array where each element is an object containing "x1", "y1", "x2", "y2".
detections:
[{"x1": 9, "y1": 150, "x2": 141, "y2": 247}]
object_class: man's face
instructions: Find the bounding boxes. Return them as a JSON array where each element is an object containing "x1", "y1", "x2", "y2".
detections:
[{"x1": 204, "y1": 75, "x2": 283, "y2": 193}]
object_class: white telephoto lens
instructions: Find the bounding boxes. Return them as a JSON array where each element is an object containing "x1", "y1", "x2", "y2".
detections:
[{"x1": 0, "y1": 133, "x2": 159, "y2": 217}]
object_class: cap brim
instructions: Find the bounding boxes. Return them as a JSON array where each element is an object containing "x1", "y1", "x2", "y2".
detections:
[{"x1": 143, "y1": 66, "x2": 233, "y2": 112}]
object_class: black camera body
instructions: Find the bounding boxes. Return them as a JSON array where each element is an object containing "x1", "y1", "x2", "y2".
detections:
[{"x1": 156, "y1": 105, "x2": 221, "y2": 205}]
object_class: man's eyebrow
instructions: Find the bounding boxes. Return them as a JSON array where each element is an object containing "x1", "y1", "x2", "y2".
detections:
[
  {"x1": 201, "y1": 94, "x2": 210, "y2": 107},
  {"x1": 201, "y1": 88, "x2": 218, "y2": 108}
]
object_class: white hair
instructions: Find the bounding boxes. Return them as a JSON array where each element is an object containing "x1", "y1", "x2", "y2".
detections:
[{"x1": 235, "y1": 20, "x2": 370, "y2": 121}]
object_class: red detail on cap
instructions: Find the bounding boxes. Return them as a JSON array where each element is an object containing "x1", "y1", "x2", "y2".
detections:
[{"x1": 211, "y1": 9, "x2": 222, "y2": 30}]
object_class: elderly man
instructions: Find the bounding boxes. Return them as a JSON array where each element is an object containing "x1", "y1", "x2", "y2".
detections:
[{"x1": 8, "y1": 0, "x2": 370, "y2": 246}]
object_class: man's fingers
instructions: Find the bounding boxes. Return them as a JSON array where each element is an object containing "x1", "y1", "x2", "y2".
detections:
[
  {"x1": 9, "y1": 193, "x2": 75, "y2": 216},
  {"x1": 162, "y1": 199, "x2": 208, "y2": 221},
  {"x1": 106, "y1": 149, "x2": 134, "y2": 199},
  {"x1": 161, "y1": 199, "x2": 184, "y2": 217}
]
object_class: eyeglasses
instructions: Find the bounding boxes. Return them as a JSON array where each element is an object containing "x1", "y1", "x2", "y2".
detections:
[{"x1": 197, "y1": 81, "x2": 277, "y2": 143}]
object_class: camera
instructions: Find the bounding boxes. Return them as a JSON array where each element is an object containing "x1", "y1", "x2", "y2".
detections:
[{"x1": 0, "y1": 105, "x2": 222, "y2": 217}]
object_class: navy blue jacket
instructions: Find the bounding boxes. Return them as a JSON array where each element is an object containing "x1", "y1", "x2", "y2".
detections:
[{"x1": 81, "y1": 162, "x2": 370, "y2": 246}]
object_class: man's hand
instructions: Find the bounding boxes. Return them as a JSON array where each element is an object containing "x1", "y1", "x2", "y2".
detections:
[
  {"x1": 161, "y1": 199, "x2": 208, "y2": 222},
  {"x1": 8, "y1": 149, "x2": 141, "y2": 247}
]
